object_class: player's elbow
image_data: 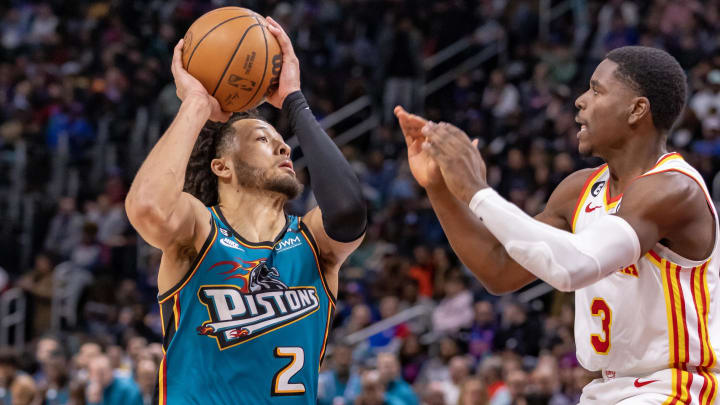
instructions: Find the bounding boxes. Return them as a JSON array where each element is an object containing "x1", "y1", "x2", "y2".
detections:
[
  {"x1": 482, "y1": 282, "x2": 517, "y2": 296},
  {"x1": 125, "y1": 196, "x2": 171, "y2": 233},
  {"x1": 323, "y1": 197, "x2": 367, "y2": 243}
]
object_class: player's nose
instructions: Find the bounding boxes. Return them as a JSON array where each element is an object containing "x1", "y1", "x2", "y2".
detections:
[
  {"x1": 575, "y1": 92, "x2": 586, "y2": 110},
  {"x1": 277, "y1": 141, "x2": 290, "y2": 157}
]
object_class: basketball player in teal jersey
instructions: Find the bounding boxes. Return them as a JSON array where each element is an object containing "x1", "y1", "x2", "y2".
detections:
[{"x1": 125, "y1": 17, "x2": 366, "y2": 404}]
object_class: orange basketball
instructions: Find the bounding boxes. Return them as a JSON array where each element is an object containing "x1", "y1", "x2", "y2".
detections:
[{"x1": 181, "y1": 7, "x2": 282, "y2": 112}]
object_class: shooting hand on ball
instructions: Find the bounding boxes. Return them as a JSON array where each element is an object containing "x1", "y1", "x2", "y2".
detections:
[
  {"x1": 171, "y1": 39, "x2": 230, "y2": 122},
  {"x1": 264, "y1": 16, "x2": 301, "y2": 109}
]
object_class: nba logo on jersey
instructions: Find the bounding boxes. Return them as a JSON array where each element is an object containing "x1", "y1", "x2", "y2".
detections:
[{"x1": 196, "y1": 260, "x2": 320, "y2": 349}]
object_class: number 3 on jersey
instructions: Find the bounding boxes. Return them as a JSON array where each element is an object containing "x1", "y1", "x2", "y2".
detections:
[
  {"x1": 590, "y1": 298, "x2": 612, "y2": 354},
  {"x1": 272, "y1": 347, "x2": 306, "y2": 396}
]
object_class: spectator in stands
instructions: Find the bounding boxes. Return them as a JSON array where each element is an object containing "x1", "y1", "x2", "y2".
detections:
[
  {"x1": 469, "y1": 300, "x2": 497, "y2": 360},
  {"x1": 135, "y1": 358, "x2": 157, "y2": 405},
  {"x1": 355, "y1": 369, "x2": 387, "y2": 405},
  {"x1": 528, "y1": 356, "x2": 572, "y2": 405},
  {"x1": 10, "y1": 374, "x2": 37, "y2": 405},
  {"x1": 0, "y1": 348, "x2": 21, "y2": 404},
  {"x1": 422, "y1": 381, "x2": 447, "y2": 405},
  {"x1": 44, "y1": 197, "x2": 85, "y2": 259},
  {"x1": 690, "y1": 70, "x2": 720, "y2": 123},
  {"x1": 397, "y1": 333, "x2": 426, "y2": 384},
  {"x1": 416, "y1": 336, "x2": 461, "y2": 385},
  {"x1": 94, "y1": 194, "x2": 128, "y2": 247},
  {"x1": 431, "y1": 272, "x2": 474, "y2": 335},
  {"x1": 376, "y1": 353, "x2": 418, "y2": 405},
  {"x1": 505, "y1": 369, "x2": 529, "y2": 405},
  {"x1": 478, "y1": 356, "x2": 511, "y2": 405},
  {"x1": 86, "y1": 354, "x2": 142, "y2": 405},
  {"x1": 73, "y1": 342, "x2": 102, "y2": 382},
  {"x1": 368, "y1": 296, "x2": 409, "y2": 353},
  {"x1": 37, "y1": 347, "x2": 70, "y2": 405},
  {"x1": 482, "y1": 69, "x2": 520, "y2": 122},
  {"x1": 70, "y1": 222, "x2": 104, "y2": 272},
  {"x1": 379, "y1": 14, "x2": 423, "y2": 124},
  {"x1": 494, "y1": 301, "x2": 541, "y2": 357},
  {"x1": 437, "y1": 355, "x2": 472, "y2": 405},
  {"x1": 458, "y1": 376, "x2": 489, "y2": 405},
  {"x1": 17, "y1": 253, "x2": 55, "y2": 339},
  {"x1": 318, "y1": 344, "x2": 361, "y2": 405}
]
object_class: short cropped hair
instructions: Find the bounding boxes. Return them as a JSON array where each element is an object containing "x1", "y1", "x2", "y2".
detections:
[{"x1": 606, "y1": 46, "x2": 687, "y2": 132}]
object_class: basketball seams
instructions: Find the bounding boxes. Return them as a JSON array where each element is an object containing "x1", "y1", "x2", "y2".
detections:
[
  {"x1": 210, "y1": 23, "x2": 261, "y2": 97},
  {"x1": 234, "y1": 15, "x2": 270, "y2": 111},
  {"x1": 185, "y1": 15, "x2": 255, "y2": 70}
]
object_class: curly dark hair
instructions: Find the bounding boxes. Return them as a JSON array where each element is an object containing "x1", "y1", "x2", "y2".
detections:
[
  {"x1": 605, "y1": 46, "x2": 687, "y2": 132},
  {"x1": 183, "y1": 110, "x2": 267, "y2": 206}
]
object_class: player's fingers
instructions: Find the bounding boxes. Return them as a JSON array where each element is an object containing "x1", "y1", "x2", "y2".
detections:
[
  {"x1": 421, "y1": 139, "x2": 442, "y2": 159},
  {"x1": 394, "y1": 105, "x2": 406, "y2": 117},
  {"x1": 397, "y1": 116, "x2": 423, "y2": 140},
  {"x1": 471, "y1": 139, "x2": 480, "y2": 148},
  {"x1": 423, "y1": 123, "x2": 457, "y2": 155},
  {"x1": 266, "y1": 17, "x2": 296, "y2": 57},
  {"x1": 171, "y1": 39, "x2": 187, "y2": 79}
]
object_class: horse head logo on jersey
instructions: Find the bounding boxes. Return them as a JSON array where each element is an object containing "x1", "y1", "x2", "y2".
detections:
[
  {"x1": 248, "y1": 263, "x2": 287, "y2": 292},
  {"x1": 197, "y1": 259, "x2": 320, "y2": 350}
]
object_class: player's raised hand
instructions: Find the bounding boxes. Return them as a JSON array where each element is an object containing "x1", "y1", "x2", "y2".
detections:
[
  {"x1": 394, "y1": 106, "x2": 444, "y2": 190},
  {"x1": 171, "y1": 39, "x2": 230, "y2": 122},
  {"x1": 421, "y1": 122, "x2": 488, "y2": 204},
  {"x1": 264, "y1": 16, "x2": 301, "y2": 109}
]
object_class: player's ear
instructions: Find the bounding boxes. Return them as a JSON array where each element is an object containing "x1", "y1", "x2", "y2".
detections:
[
  {"x1": 628, "y1": 96, "x2": 650, "y2": 126},
  {"x1": 211, "y1": 157, "x2": 232, "y2": 180}
]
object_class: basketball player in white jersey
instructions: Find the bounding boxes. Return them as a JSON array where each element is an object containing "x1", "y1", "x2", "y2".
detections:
[{"x1": 395, "y1": 46, "x2": 719, "y2": 404}]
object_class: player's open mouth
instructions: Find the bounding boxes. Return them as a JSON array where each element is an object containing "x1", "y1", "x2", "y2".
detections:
[
  {"x1": 577, "y1": 124, "x2": 588, "y2": 138},
  {"x1": 575, "y1": 117, "x2": 588, "y2": 139}
]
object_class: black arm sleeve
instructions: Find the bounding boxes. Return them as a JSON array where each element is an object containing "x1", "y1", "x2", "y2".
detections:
[{"x1": 282, "y1": 91, "x2": 367, "y2": 242}]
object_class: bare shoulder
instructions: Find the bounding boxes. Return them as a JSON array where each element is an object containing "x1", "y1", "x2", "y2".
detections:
[
  {"x1": 618, "y1": 170, "x2": 714, "y2": 259},
  {"x1": 539, "y1": 166, "x2": 603, "y2": 230},
  {"x1": 620, "y1": 171, "x2": 709, "y2": 225}
]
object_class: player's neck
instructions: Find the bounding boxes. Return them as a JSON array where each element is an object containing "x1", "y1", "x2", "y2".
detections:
[
  {"x1": 217, "y1": 188, "x2": 287, "y2": 243},
  {"x1": 603, "y1": 136, "x2": 667, "y2": 194}
]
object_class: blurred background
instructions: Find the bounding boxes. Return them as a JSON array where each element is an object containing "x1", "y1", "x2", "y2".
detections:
[{"x1": 0, "y1": 0, "x2": 719, "y2": 404}]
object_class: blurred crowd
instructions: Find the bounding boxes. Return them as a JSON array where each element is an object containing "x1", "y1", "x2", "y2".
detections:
[{"x1": 1, "y1": 0, "x2": 720, "y2": 404}]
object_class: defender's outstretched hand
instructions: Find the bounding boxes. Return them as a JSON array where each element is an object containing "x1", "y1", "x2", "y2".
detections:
[
  {"x1": 265, "y1": 16, "x2": 301, "y2": 109},
  {"x1": 421, "y1": 122, "x2": 488, "y2": 204},
  {"x1": 171, "y1": 40, "x2": 230, "y2": 122},
  {"x1": 394, "y1": 106, "x2": 443, "y2": 190}
]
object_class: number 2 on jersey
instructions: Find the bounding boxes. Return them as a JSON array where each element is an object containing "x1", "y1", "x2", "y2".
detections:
[
  {"x1": 590, "y1": 298, "x2": 612, "y2": 354},
  {"x1": 272, "y1": 347, "x2": 306, "y2": 396}
]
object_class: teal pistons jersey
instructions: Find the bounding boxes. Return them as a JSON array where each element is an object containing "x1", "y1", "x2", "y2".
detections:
[{"x1": 156, "y1": 206, "x2": 335, "y2": 404}]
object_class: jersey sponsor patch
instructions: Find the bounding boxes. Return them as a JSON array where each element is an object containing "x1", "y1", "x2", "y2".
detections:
[
  {"x1": 197, "y1": 261, "x2": 320, "y2": 349},
  {"x1": 274, "y1": 236, "x2": 302, "y2": 252},
  {"x1": 219, "y1": 237, "x2": 244, "y2": 251}
]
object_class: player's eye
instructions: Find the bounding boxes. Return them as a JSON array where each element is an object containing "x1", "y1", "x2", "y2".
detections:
[{"x1": 257, "y1": 136, "x2": 268, "y2": 142}]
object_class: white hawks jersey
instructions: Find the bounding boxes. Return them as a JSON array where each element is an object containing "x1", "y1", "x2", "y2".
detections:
[{"x1": 572, "y1": 153, "x2": 720, "y2": 401}]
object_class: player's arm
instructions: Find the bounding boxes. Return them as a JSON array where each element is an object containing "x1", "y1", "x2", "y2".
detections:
[
  {"x1": 452, "y1": 170, "x2": 712, "y2": 292},
  {"x1": 125, "y1": 40, "x2": 229, "y2": 253},
  {"x1": 395, "y1": 107, "x2": 587, "y2": 294},
  {"x1": 265, "y1": 17, "x2": 366, "y2": 296},
  {"x1": 422, "y1": 122, "x2": 645, "y2": 292},
  {"x1": 425, "y1": 168, "x2": 591, "y2": 294}
]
